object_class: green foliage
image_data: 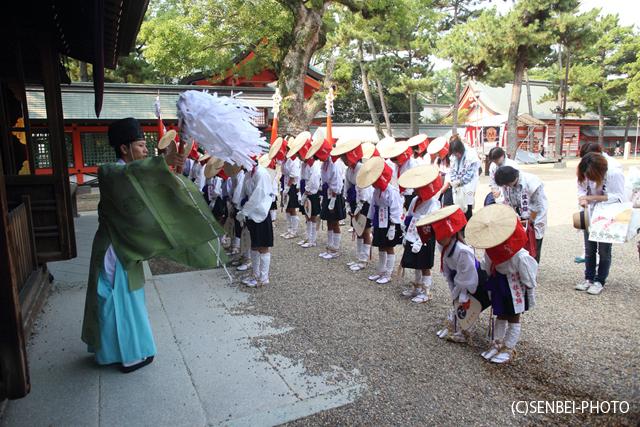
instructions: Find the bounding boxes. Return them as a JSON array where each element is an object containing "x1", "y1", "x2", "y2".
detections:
[{"x1": 442, "y1": 108, "x2": 468, "y2": 124}]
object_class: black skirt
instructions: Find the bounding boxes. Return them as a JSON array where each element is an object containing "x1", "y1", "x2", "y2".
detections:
[
  {"x1": 349, "y1": 201, "x2": 372, "y2": 230},
  {"x1": 403, "y1": 194, "x2": 416, "y2": 211},
  {"x1": 270, "y1": 200, "x2": 277, "y2": 211},
  {"x1": 247, "y1": 215, "x2": 274, "y2": 248},
  {"x1": 234, "y1": 217, "x2": 243, "y2": 239},
  {"x1": 372, "y1": 223, "x2": 403, "y2": 248},
  {"x1": 439, "y1": 187, "x2": 454, "y2": 207},
  {"x1": 212, "y1": 197, "x2": 227, "y2": 218},
  {"x1": 321, "y1": 192, "x2": 346, "y2": 221},
  {"x1": 300, "y1": 192, "x2": 322, "y2": 216},
  {"x1": 286, "y1": 185, "x2": 300, "y2": 209},
  {"x1": 401, "y1": 233, "x2": 436, "y2": 269}
]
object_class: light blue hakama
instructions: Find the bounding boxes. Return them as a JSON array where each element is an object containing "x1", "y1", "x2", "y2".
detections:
[{"x1": 88, "y1": 259, "x2": 157, "y2": 365}]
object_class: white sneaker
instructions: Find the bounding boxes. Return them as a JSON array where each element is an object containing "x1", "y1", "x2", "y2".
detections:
[
  {"x1": 575, "y1": 279, "x2": 592, "y2": 291},
  {"x1": 587, "y1": 281, "x2": 604, "y2": 295}
]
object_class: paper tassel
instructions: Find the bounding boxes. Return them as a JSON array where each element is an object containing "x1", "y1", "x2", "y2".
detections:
[{"x1": 177, "y1": 90, "x2": 268, "y2": 169}]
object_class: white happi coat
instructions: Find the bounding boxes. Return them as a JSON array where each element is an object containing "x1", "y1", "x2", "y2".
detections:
[
  {"x1": 321, "y1": 157, "x2": 344, "y2": 198},
  {"x1": 367, "y1": 184, "x2": 403, "y2": 228},
  {"x1": 489, "y1": 157, "x2": 521, "y2": 190},
  {"x1": 481, "y1": 248, "x2": 538, "y2": 315},
  {"x1": 504, "y1": 171, "x2": 548, "y2": 239},
  {"x1": 403, "y1": 196, "x2": 441, "y2": 245},
  {"x1": 241, "y1": 165, "x2": 272, "y2": 222},
  {"x1": 397, "y1": 158, "x2": 419, "y2": 196},
  {"x1": 281, "y1": 157, "x2": 301, "y2": 188},
  {"x1": 301, "y1": 160, "x2": 321, "y2": 195},
  {"x1": 450, "y1": 147, "x2": 480, "y2": 205},
  {"x1": 439, "y1": 240, "x2": 478, "y2": 303}
]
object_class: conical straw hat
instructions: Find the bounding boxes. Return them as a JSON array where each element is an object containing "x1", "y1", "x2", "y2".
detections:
[
  {"x1": 376, "y1": 136, "x2": 395, "y2": 151},
  {"x1": 331, "y1": 139, "x2": 362, "y2": 156},
  {"x1": 427, "y1": 136, "x2": 448, "y2": 154},
  {"x1": 268, "y1": 137, "x2": 285, "y2": 159},
  {"x1": 356, "y1": 156, "x2": 386, "y2": 188},
  {"x1": 287, "y1": 131, "x2": 312, "y2": 158},
  {"x1": 465, "y1": 204, "x2": 518, "y2": 249},
  {"x1": 416, "y1": 205, "x2": 461, "y2": 228},
  {"x1": 379, "y1": 141, "x2": 410, "y2": 159},
  {"x1": 223, "y1": 162, "x2": 241, "y2": 178},
  {"x1": 158, "y1": 129, "x2": 177, "y2": 150},
  {"x1": 258, "y1": 153, "x2": 271, "y2": 168},
  {"x1": 305, "y1": 131, "x2": 329, "y2": 160},
  {"x1": 204, "y1": 157, "x2": 224, "y2": 178},
  {"x1": 407, "y1": 134, "x2": 428, "y2": 147},
  {"x1": 398, "y1": 164, "x2": 439, "y2": 189}
]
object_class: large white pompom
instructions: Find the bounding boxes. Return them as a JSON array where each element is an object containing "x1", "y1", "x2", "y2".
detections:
[{"x1": 177, "y1": 90, "x2": 268, "y2": 168}]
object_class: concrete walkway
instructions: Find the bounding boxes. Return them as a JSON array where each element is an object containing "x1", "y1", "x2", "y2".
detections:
[{"x1": 0, "y1": 212, "x2": 363, "y2": 427}]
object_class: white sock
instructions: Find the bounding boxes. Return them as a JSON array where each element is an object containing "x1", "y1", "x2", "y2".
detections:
[
  {"x1": 386, "y1": 254, "x2": 396, "y2": 276},
  {"x1": 422, "y1": 275, "x2": 431, "y2": 288},
  {"x1": 378, "y1": 252, "x2": 387, "y2": 273},
  {"x1": 271, "y1": 210, "x2": 276, "y2": 222},
  {"x1": 361, "y1": 243, "x2": 371, "y2": 262},
  {"x1": 251, "y1": 250, "x2": 260, "y2": 276},
  {"x1": 504, "y1": 323, "x2": 521, "y2": 348},
  {"x1": 356, "y1": 238, "x2": 363, "y2": 259},
  {"x1": 494, "y1": 319, "x2": 508, "y2": 342},
  {"x1": 414, "y1": 270, "x2": 422, "y2": 284},
  {"x1": 232, "y1": 237, "x2": 240, "y2": 248},
  {"x1": 259, "y1": 252, "x2": 271, "y2": 281},
  {"x1": 333, "y1": 232, "x2": 341, "y2": 250},
  {"x1": 307, "y1": 221, "x2": 313, "y2": 239},
  {"x1": 327, "y1": 230, "x2": 334, "y2": 249},
  {"x1": 243, "y1": 250, "x2": 251, "y2": 260},
  {"x1": 291, "y1": 215, "x2": 299, "y2": 234},
  {"x1": 286, "y1": 213, "x2": 292, "y2": 232},
  {"x1": 310, "y1": 223, "x2": 317, "y2": 244}
]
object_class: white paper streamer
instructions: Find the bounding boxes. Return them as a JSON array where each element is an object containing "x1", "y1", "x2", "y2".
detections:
[{"x1": 177, "y1": 90, "x2": 268, "y2": 169}]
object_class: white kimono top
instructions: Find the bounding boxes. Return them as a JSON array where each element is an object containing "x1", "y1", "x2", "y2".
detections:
[
  {"x1": 503, "y1": 171, "x2": 548, "y2": 239},
  {"x1": 577, "y1": 167, "x2": 627, "y2": 217},
  {"x1": 241, "y1": 165, "x2": 272, "y2": 222},
  {"x1": 450, "y1": 146, "x2": 480, "y2": 205},
  {"x1": 281, "y1": 157, "x2": 301, "y2": 187},
  {"x1": 403, "y1": 196, "x2": 441, "y2": 245},
  {"x1": 439, "y1": 240, "x2": 479, "y2": 303},
  {"x1": 189, "y1": 160, "x2": 206, "y2": 191},
  {"x1": 367, "y1": 185, "x2": 403, "y2": 228},
  {"x1": 301, "y1": 161, "x2": 321, "y2": 195},
  {"x1": 489, "y1": 157, "x2": 521, "y2": 190},
  {"x1": 345, "y1": 162, "x2": 373, "y2": 204},
  {"x1": 321, "y1": 158, "x2": 344, "y2": 197},
  {"x1": 229, "y1": 170, "x2": 246, "y2": 206}
]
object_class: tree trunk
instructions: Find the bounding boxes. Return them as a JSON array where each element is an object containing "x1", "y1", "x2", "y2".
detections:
[
  {"x1": 452, "y1": 73, "x2": 461, "y2": 134},
  {"x1": 623, "y1": 100, "x2": 634, "y2": 148},
  {"x1": 598, "y1": 99, "x2": 604, "y2": 147},
  {"x1": 277, "y1": 3, "x2": 333, "y2": 137},
  {"x1": 525, "y1": 69, "x2": 535, "y2": 152},
  {"x1": 554, "y1": 46, "x2": 563, "y2": 160},
  {"x1": 79, "y1": 61, "x2": 89, "y2": 82},
  {"x1": 371, "y1": 43, "x2": 392, "y2": 136},
  {"x1": 410, "y1": 93, "x2": 419, "y2": 136},
  {"x1": 506, "y1": 46, "x2": 527, "y2": 159},
  {"x1": 358, "y1": 41, "x2": 384, "y2": 139}
]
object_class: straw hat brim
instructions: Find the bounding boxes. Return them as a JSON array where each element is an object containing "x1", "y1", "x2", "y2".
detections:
[
  {"x1": 305, "y1": 134, "x2": 327, "y2": 160},
  {"x1": 356, "y1": 156, "x2": 386, "y2": 188},
  {"x1": 407, "y1": 134, "x2": 428, "y2": 147},
  {"x1": 427, "y1": 136, "x2": 447, "y2": 154},
  {"x1": 268, "y1": 137, "x2": 284, "y2": 159},
  {"x1": 376, "y1": 137, "x2": 395, "y2": 151},
  {"x1": 166, "y1": 140, "x2": 178, "y2": 155},
  {"x1": 361, "y1": 142, "x2": 376, "y2": 159},
  {"x1": 204, "y1": 157, "x2": 224, "y2": 178},
  {"x1": 331, "y1": 139, "x2": 362, "y2": 156},
  {"x1": 223, "y1": 162, "x2": 241, "y2": 178},
  {"x1": 465, "y1": 204, "x2": 518, "y2": 249},
  {"x1": 416, "y1": 205, "x2": 462, "y2": 228},
  {"x1": 398, "y1": 164, "x2": 440, "y2": 189},
  {"x1": 158, "y1": 129, "x2": 177, "y2": 150},
  {"x1": 380, "y1": 141, "x2": 410, "y2": 159},
  {"x1": 198, "y1": 154, "x2": 211, "y2": 163},
  {"x1": 287, "y1": 132, "x2": 312, "y2": 158},
  {"x1": 182, "y1": 140, "x2": 194, "y2": 157},
  {"x1": 258, "y1": 153, "x2": 271, "y2": 168}
]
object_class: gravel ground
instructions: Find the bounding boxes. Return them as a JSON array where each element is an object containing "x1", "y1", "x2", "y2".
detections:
[{"x1": 81, "y1": 158, "x2": 640, "y2": 426}]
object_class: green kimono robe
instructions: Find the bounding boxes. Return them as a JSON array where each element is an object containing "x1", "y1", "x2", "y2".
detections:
[{"x1": 81, "y1": 155, "x2": 229, "y2": 349}]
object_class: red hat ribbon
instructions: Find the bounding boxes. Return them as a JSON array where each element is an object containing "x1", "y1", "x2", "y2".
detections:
[
  {"x1": 345, "y1": 144, "x2": 364, "y2": 164},
  {"x1": 188, "y1": 141, "x2": 199, "y2": 160},
  {"x1": 436, "y1": 141, "x2": 449, "y2": 157},
  {"x1": 315, "y1": 138, "x2": 334, "y2": 162},
  {"x1": 416, "y1": 174, "x2": 443, "y2": 201},
  {"x1": 299, "y1": 137, "x2": 312, "y2": 159},
  {"x1": 306, "y1": 158, "x2": 316, "y2": 167},
  {"x1": 373, "y1": 162, "x2": 394, "y2": 191},
  {"x1": 393, "y1": 147, "x2": 413, "y2": 165},
  {"x1": 485, "y1": 221, "x2": 528, "y2": 270},
  {"x1": 431, "y1": 208, "x2": 467, "y2": 241}
]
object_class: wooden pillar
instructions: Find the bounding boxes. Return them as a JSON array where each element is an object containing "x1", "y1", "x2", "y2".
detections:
[
  {"x1": 39, "y1": 31, "x2": 76, "y2": 259},
  {"x1": 71, "y1": 125, "x2": 84, "y2": 184}
]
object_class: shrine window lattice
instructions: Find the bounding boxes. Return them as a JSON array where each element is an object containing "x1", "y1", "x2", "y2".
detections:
[
  {"x1": 81, "y1": 131, "x2": 159, "y2": 167},
  {"x1": 32, "y1": 132, "x2": 74, "y2": 168}
]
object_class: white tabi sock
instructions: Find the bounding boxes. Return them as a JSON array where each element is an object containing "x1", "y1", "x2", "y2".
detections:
[
  {"x1": 356, "y1": 238, "x2": 363, "y2": 259},
  {"x1": 414, "y1": 270, "x2": 422, "y2": 284},
  {"x1": 310, "y1": 222, "x2": 318, "y2": 244},
  {"x1": 285, "y1": 213, "x2": 292, "y2": 233},
  {"x1": 504, "y1": 323, "x2": 521, "y2": 349},
  {"x1": 494, "y1": 319, "x2": 508, "y2": 342},
  {"x1": 243, "y1": 249, "x2": 251, "y2": 260},
  {"x1": 306, "y1": 221, "x2": 312, "y2": 240},
  {"x1": 327, "y1": 230, "x2": 334, "y2": 249},
  {"x1": 361, "y1": 243, "x2": 371, "y2": 262},
  {"x1": 291, "y1": 215, "x2": 299, "y2": 234},
  {"x1": 333, "y1": 232, "x2": 341, "y2": 250},
  {"x1": 232, "y1": 237, "x2": 240, "y2": 249},
  {"x1": 378, "y1": 252, "x2": 387, "y2": 273},
  {"x1": 422, "y1": 275, "x2": 431, "y2": 289},
  {"x1": 251, "y1": 250, "x2": 260, "y2": 277},
  {"x1": 386, "y1": 254, "x2": 396, "y2": 277},
  {"x1": 259, "y1": 252, "x2": 271, "y2": 281}
]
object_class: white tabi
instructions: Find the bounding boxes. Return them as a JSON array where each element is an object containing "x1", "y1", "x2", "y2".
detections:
[
  {"x1": 480, "y1": 249, "x2": 538, "y2": 314},
  {"x1": 403, "y1": 196, "x2": 441, "y2": 246},
  {"x1": 503, "y1": 171, "x2": 548, "y2": 240},
  {"x1": 439, "y1": 240, "x2": 479, "y2": 303},
  {"x1": 367, "y1": 185, "x2": 403, "y2": 228},
  {"x1": 450, "y1": 146, "x2": 480, "y2": 205}
]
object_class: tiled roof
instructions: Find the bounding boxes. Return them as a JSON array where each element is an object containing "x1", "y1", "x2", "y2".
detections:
[{"x1": 581, "y1": 125, "x2": 638, "y2": 138}]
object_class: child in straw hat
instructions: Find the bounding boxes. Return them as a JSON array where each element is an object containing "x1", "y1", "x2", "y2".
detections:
[
  {"x1": 289, "y1": 132, "x2": 321, "y2": 248},
  {"x1": 380, "y1": 141, "x2": 419, "y2": 212},
  {"x1": 356, "y1": 156, "x2": 404, "y2": 284},
  {"x1": 280, "y1": 137, "x2": 302, "y2": 239},
  {"x1": 416, "y1": 206, "x2": 492, "y2": 343},
  {"x1": 398, "y1": 165, "x2": 442, "y2": 303},
  {"x1": 332, "y1": 139, "x2": 373, "y2": 270},
  {"x1": 427, "y1": 137, "x2": 454, "y2": 207},
  {"x1": 466, "y1": 204, "x2": 538, "y2": 364},
  {"x1": 306, "y1": 133, "x2": 347, "y2": 259}
]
